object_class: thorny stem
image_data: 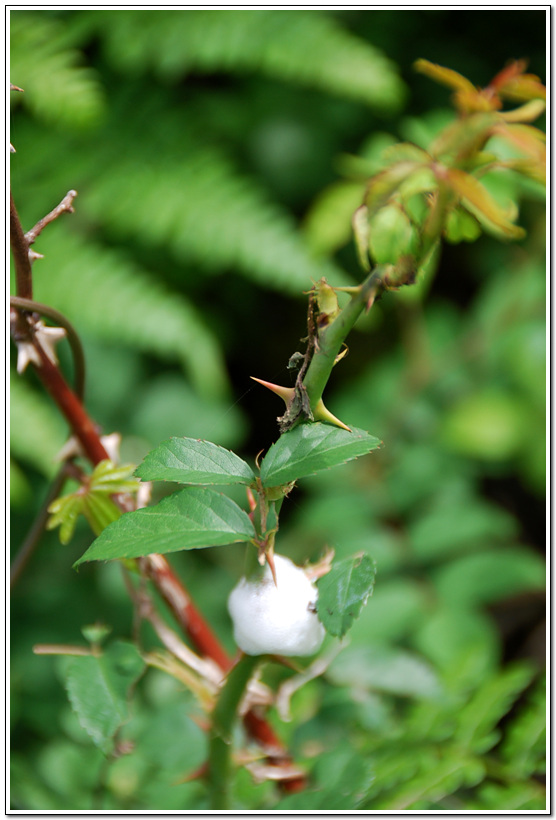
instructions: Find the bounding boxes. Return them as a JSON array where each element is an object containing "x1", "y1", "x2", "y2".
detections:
[
  {"x1": 9, "y1": 190, "x2": 305, "y2": 790},
  {"x1": 302, "y1": 267, "x2": 385, "y2": 409}
]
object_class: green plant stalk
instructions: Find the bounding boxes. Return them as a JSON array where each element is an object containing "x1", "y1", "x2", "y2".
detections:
[
  {"x1": 303, "y1": 266, "x2": 385, "y2": 409},
  {"x1": 209, "y1": 652, "x2": 263, "y2": 809},
  {"x1": 302, "y1": 180, "x2": 452, "y2": 414}
]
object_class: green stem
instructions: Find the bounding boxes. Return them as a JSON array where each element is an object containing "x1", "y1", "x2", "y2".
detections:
[
  {"x1": 209, "y1": 652, "x2": 263, "y2": 809},
  {"x1": 303, "y1": 267, "x2": 385, "y2": 408}
]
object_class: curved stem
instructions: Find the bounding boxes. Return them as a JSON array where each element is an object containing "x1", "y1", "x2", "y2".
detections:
[
  {"x1": 10, "y1": 296, "x2": 86, "y2": 399},
  {"x1": 209, "y1": 653, "x2": 262, "y2": 809}
]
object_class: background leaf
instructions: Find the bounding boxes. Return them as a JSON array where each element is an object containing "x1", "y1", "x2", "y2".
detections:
[
  {"x1": 260, "y1": 423, "x2": 381, "y2": 486},
  {"x1": 317, "y1": 553, "x2": 376, "y2": 637},
  {"x1": 92, "y1": 9, "x2": 406, "y2": 111},
  {"x1": 74, "y1": 487, "x2": 256, "y2": 565},
  {"x1": 10, "y1": 371, "x2": 67, "y2": 479},
  {"x1": 136, "y1": 437, "x2": 255, "y2": 486},
  {"x1": 28, "y1": 228, "x2": 229, "y2": 400},
  {"x1": 63, "y1": 641, "x2": 145, "y2": 754},
  {"x1": 327, "y1": 644, "x2": 441, "y2": 699},
  {"x1": 10, "y1": 13, "x2": 105, "y2": 129}
]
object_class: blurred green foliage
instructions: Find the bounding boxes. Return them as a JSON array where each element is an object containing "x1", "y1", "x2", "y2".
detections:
[{"x1": 10, "y1": 8, "x2": 545, "y2": 811}]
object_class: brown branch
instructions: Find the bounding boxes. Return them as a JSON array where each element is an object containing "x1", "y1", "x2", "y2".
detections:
[
  {"x1": 25, "y1": 189, "x2": 77, "y2": 246},
  {"x1": 10, "y1": 190, "x2": 33, "y2": 300}
]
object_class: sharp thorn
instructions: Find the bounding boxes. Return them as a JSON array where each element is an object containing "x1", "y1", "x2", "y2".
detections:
[{"x1": 251, "y1": 377, "x2": 295, "y2": 406}]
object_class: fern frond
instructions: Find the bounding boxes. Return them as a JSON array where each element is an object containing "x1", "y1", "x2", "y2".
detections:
[
  {"x1": 476, "y1": 781, "x2": 546, "y2": 811},
  {"x1": 31, "y1": 227, "x2": 229, "y2": 399},
  {"x1": 500, "y1": 674, "x2": 546, "y2": 778},
  {"x1": 374, "y1": 752, "x2": 484, "y2": 810},
  {"x1": 10, "y1": 12, "x2": 105, "y2": 129},
  {"x1": 454, "y1": 664, "x2": 536, "y2": 754},
  {"x1": 91, "y1": 10, "x2": 405, "y2": 111},
  {"x1": 10, "y1": 371, "x2": 67, "y2": 477},
  {"x1": 82, "y1": 144, "x2": 350, "y2": 293}
]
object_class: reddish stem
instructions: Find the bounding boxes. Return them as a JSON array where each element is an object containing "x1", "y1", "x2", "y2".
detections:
[
  {"x1": 10, "y1": 190, "x2": 306, "y2": 790},
  {"x1": 139, "y1": 554, "x2": 233, "y2": 673},
  {"x1": 33, "y1": 344, "x2": 109, "y2": 464}
]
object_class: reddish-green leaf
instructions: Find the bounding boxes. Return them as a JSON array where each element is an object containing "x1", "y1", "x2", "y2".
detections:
[{"x1": 446, "y1": 168, "x2": 526, "y2": 239}]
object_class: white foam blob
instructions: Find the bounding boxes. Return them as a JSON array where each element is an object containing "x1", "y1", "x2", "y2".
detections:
[{"x1": 228, "y1": 554, "x2": 325, "y2": 656}]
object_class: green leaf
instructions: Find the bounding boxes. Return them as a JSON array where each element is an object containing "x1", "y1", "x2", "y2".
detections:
[
  {"x1": 440, "y1": 388, "x2": 528, "y2": 460},
  {"x1": 74, "y1": 487, "x2": 256, "y2": 565},
  {"x1": 81, "y1": 139, "x2": 348, "y2": 299},
  {"x1": 364, "y1": 161, "x2": 424, "y2": 216},
  {"x1": 136, "y1": 437, "x2": 255, "y2": 486},
  {"x1": 63, "y1": 641, "x2": 145, "y2": 754},
  {"x1": 317, "y1": 554, "x2": 376, "y2": 638},
  {"x1": 444, "y1": 206, "x2": 482, "y2": 243},
  {"x1": 89, "y1": 460, "x2": 140, "y2": 493},
  {"x1": 352, "y1": 205, "x2": 371, "y2": 271},
  {"x1": 81, "y1": 492, "x2": 123, "y2": 536},
  {"x1": 47, "y1": 494, "x2": 87, "y2": 545},
  {"x1": 412, "y1": 606, "x2": 500, "y2": 688},
  {"x1": 432, "y1": 547, "x2": 545, "y2": 607},
  {"x1": 259, "y1": 422, "x2": 381, "y2": 487},
  {"x1": 305, "y1": 181, "x2": 367, "y2": 257},
  {"x1": 368, "y1": 204, "x2": 417, "y2": 265}
]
